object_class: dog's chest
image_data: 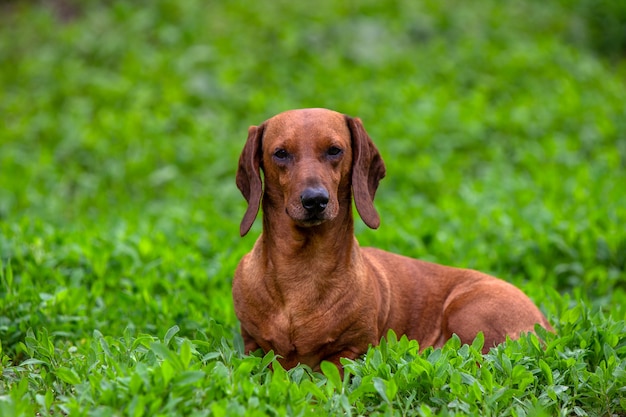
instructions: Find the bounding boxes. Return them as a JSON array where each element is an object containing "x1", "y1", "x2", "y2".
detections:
[{"x1": 255, "y1": 304, "x2": 338, "y2": 364}]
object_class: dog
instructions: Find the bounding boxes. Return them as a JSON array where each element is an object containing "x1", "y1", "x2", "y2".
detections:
[{"x1": 233, "y1": 108, "x2": 552, "y2": 371}]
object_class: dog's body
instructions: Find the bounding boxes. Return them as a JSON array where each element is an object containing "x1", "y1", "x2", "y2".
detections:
[{"x1": 233, "y1": 108, "x2": 551, "y2": 371}]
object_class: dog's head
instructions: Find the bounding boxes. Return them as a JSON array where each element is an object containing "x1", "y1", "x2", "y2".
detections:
[{"x1": 236, "y1": 108, "x2": 386, "y2": 236}]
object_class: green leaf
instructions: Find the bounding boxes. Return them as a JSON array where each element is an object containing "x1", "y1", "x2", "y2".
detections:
[
  {"x1": 481, "y1": 365, "x2": 494, "y2": 392},
  {"x1": 233, "y1": 332, "x2": 245, "y2": 356},
  {"x1": 174, "y1": 370, "x2": 205, "y2": 386},
  {"x1": 348, "y1": 374, "x2": 374, "y2": 401},
  {"x1": 94, "y1": 330, "x2": 113, "y2": 359},
  {"x1": 180, "y1": 339, "x2": 192, "y2": 369},
  {"x1": 385, "y1": 329, "x2": 398, "y2": 345},
  {"x1": 300, "y1": 379, "x2": 327, "y2": 402},
  {"x1": 471, "y1": 331, "x2": 485, "y2": 353},
  {"x1": 372, "y1": 377, "x2": 389, "y2": 403},
  {"x1": 501, "y1": 352, "x2": 512, "y2": 376},
  {"x1": 55, "y1": 366, "x2": 81, "y2": 385},
  {"x1": 161, "y1": 359, "x2": 175, "y2": 387},
  {"x1": 20, "y1": 358, "x2": 47, "y2": 366},
  {"x1": 150, "y1": 342, "x2": 184, "y2": 375},
  {"x1": 0, "y1": 259, "x2": 13, "y2": 294},
  {"x1": 539, "y1": 359, "x2": 553, "y2": 385},
  {"x1": 261, "y1": 350, "x2": 275, "y2": 370},
  {"x1": 373, "y1": 377, "x2": 397, "y2": 403},
  {"x1": 321, "y1": 361, "x2": 342, "y2": 392},
  {"x1": 164, "y1": 325, "x2": 180, "y2": 346}
]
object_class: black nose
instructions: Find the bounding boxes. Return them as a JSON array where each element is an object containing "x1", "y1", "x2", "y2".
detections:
[{"x1": 301, "y1": 187, "x2": 329, "y2": 214}]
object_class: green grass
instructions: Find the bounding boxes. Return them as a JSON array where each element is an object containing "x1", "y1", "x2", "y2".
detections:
[{"x1": 1, "y1": 0, "x2": 625, "y2": 415}]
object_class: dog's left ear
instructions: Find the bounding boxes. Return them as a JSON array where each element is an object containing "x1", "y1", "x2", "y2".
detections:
[
  {"x1": 236, "y1": 124, "x2": 265, "y2": 236},
  {"x1": 346, "y1": 115, "x2": 386, "y2": 229}
]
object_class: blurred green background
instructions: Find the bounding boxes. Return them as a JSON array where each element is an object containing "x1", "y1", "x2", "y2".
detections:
[{"x1": 1, "y1": 0, "x2": 625, "y2": 355}]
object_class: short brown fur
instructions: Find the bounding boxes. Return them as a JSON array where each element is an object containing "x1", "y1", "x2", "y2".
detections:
[{"x1": 233, "y1": 108, "x2": 551, "y2": 371}]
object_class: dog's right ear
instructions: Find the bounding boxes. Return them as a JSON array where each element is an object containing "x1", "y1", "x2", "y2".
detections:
[{"x1": 236, "y1": 124, "x2": 265, "y2": 236}]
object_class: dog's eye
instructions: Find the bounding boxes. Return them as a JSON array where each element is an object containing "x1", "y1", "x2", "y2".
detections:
[
  {"x1": 273, "y1": 149, "x2": 290, "y2": 160},
  {"x1": 327, "y1": 146, "x2": 343, "y2": 157}
]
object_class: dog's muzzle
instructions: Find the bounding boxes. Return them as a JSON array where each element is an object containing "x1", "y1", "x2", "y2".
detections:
[{"x1": 300, "y1": 187, "x2": 329, "y2": 215}]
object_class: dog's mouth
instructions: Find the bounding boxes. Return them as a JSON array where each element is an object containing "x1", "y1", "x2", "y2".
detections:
[
  {"x1": 286, "y1": 203, "x2": 335, "y2": 227},
  {"x1": 297, "y1": 215, "x2": 327, "y2": 227},
  {"x1": 286, "y1": 209, "x2": 328, "y2": 227}
]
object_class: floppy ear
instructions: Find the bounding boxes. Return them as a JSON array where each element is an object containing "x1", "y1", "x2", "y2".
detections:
[
  {"x1": 346, "y1": 116, "x2": 386, "y2": 229},
  {"x1": 236, "y1": 124, "x2": 265, "y2": 236}
]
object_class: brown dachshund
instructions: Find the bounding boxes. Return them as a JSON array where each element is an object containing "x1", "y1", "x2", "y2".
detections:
[{"x1": 233, "y1": 108, "x2": 551, "y2": 371}]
